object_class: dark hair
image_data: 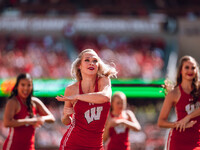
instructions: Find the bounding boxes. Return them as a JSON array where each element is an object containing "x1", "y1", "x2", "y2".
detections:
[
  {"x1": 176, "y1": 56, "x2": 200, "y2": 104},
  {"x1": 10, "y1": 73, "x2": 34, "y2": 118}
]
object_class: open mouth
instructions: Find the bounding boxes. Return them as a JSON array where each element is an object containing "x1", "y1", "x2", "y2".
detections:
[
  {"x1": 88, "y1": 67, "x2": 95, "y2": 70},
  {"x1": 22, "y1": 91, "x2": 29, "y2": 96}
]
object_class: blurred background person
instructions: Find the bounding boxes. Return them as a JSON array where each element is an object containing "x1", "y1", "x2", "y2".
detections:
[
  {"x1": 157, "y1": 55, "x2": 200, "y2": 150},
  {"x1": 3, "y1": 73, "x2": 55, "y2": 150},
  {"x1": 103, "y1": 91, "x2": 141, "y2": 150}
]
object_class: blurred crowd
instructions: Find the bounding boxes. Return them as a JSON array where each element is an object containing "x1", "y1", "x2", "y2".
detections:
[
  {"x1": 0, "y1": 35, "x2": 165, "y2": 80},
  {"x1": 0, "y1": 99, "x2": 168, "y2": 150},
  {"x1": 0, "y1": 1, "x2": 178, "y2": 149},
  {"x1": 1, "y1": 0, "x2": 200, "y2": 17}
]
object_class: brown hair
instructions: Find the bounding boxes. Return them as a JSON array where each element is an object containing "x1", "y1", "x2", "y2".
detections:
[{"x1": 176, "y1": 56, "x2": 200, "y2": 103}]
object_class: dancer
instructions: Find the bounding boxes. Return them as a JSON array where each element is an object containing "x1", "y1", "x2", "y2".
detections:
[
  {"x1": 56, "y1": 49, "x2": 117, "y2": 150},
  {"x1": 157, "y1": 55, "x2": 200, "y2": 150},
  {"x1": 3, "y1": 73, "x2": 55, "y2": 150},
  {"x1": 103, "y1": 91, "x2": 141, "y2": 150}
]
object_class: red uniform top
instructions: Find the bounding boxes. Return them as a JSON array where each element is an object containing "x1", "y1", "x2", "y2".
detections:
[
  {"x1": 60, "y1": 79, "x2": 110, "y2": 150},
  {"x1": 167, "y1": 85, "x2": 200, "y2": 150},
  {"x1": 106, "y1": 113, "x2": 130, "y2": 150},
  {"x1": 3, "y1": 96, "x2": 37, "y2": 150}
]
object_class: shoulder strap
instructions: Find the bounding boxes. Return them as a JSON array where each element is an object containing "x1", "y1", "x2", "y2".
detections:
[
  {"x1": 16, "y1": 95, "x2": 23, "y2": 106},
  {"x1": 178, "y1": 84, "x2": 183, "y2": 93},
  {"x1": 79, "y1": 80, "x2": 83, "y2": 94},
  {"x1": 95, "y1": 77, "x2": 98, "y2": 92}
]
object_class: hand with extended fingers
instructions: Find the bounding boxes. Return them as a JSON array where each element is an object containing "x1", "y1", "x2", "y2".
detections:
[
  {"x1": 56, "y1": 95, "x2": 77, "y2": 102},
  {"x1": 175, "y1": 116, "x2": 197, "y2": 132}
]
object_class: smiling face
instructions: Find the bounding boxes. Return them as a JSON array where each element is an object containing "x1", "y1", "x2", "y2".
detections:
[
  {"x1": 79, "y1": 52, "x2": 99, "y2": 76},
  {"x1": 17, "y1": 78, "x2": 33, "y2": 101},
  {"x1": 176, "y1": 56, "x2": 199, "y2": 85},
  {"x1": 181, "y1": 60, "x2": 197, "y2": 81}
]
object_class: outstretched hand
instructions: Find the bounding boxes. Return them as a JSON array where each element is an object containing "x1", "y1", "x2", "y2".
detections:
[
  {"x1": 176, "y1": 116, "x2": 196, "y2": 132},
  {"x1": 56, "y1": 95, "x2": 77, "y2": 102}
]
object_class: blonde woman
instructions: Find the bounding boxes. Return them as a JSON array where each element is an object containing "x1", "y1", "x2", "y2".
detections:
[
  {"x1": 103, "y1": 92, "x2": 141, "y2": 150},
  {"x1": 56, "y1": 49, "x2": 117, "y2": 150}
]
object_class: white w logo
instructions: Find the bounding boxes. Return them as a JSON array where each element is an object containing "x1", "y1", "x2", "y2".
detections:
[{"x1": 84, "y1": 106, "x2": 103, "y2": 124}]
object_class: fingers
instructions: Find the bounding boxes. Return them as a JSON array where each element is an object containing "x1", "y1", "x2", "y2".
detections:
[
  {"x1": 56, "y1": 95, "x2": 77, "y2": 102},
  {"x1": 186, "y1": 120, "x2": 197, "y2": 128},
  {"x1": 55, "y1": 95, "x2": 74, "y2": 101},
  {"x1": 175, "y1": 121, "x2": 185, "y2": 132},
  {"x1": 55, "y1": 96, "x2": 66, "y2": 101},
  {"x1": 175, "y1": 122, "x2": 180, "y2": 131},
  {"x1": 176, "y1": 120, "x2": 197, "y2": 132},
  {"x1": 180, "y1": 124, "x2": 185, "y2": 132}
]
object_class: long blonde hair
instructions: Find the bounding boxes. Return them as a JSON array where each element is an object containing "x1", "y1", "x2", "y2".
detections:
[{"x1": 71, "y1": 49, "x2": 117, "y2": 81}]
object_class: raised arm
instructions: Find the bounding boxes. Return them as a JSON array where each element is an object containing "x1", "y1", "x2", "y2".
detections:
[
  {"x1": 56, "y1": 77, "x2": 112, "y2": 104},
  {"x1": 76, "y1": 77, "x2": 112, "y2": 103}
]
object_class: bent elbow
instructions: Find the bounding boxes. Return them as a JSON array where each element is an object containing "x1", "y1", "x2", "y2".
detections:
[
  {"x1": 137, "y1": 126, "x2": 142, "y2": 131},
  {"x1": 104, "y1": 96, "x2": 110, "y2": 103},
  {"x1": 50, "y1": 115, "x2": 56, "y2": 123},
  {"x1": 157, "y1": 120, "x2": 163, "y2": 128},
  {"x1": 134, "y1": 125, "x2": 141, "y2": 132},
  {"x1": 61, "y1": 117, "x2": 71, "y2": 125},
  {"x1": 100, "y1": 95, "x2": 110, "y2": 103},
  {"x1": 4, "y1": 122, "x2": 10, "y2": 128},
  {"x1": 48, "y1": 118, "x2": 55, "y2": 123},
  {"x1": 102, "y1": 92, "x2": 111, "y2": 103}
]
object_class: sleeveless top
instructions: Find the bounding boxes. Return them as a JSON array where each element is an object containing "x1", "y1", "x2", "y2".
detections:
[
  {"x1": 167, "y1": 85, "x2": 200, "y2": 150},
  {"x1": 60, "y1": 79, "x2": 111, "y2": 150},
  {"x1": 3, "y1": 96, "x2": 37, "y2": 150},
  {"x1": 106, "y1": 113, "x2": 130, "y2": 150}
]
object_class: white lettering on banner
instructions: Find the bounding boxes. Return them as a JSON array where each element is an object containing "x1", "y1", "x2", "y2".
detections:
[
  {"x1": 84, "y1": 106, "x2": 103, "y2": 124},
  {"x1": 0, "y1": 16, "x2": 161, "y2": 35},
  {"x1": 185, "y1": 101, "x2": 200, "y2": 114}
]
